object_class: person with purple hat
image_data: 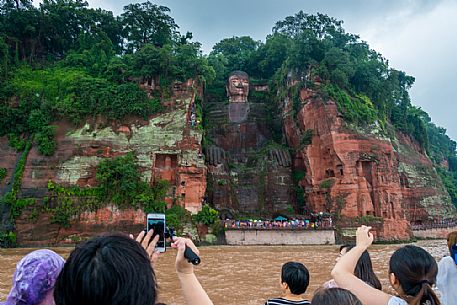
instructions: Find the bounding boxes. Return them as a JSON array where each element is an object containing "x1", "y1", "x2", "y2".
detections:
[{"x1": 1, "y1": 249, "x2": 65, "y2": 305}]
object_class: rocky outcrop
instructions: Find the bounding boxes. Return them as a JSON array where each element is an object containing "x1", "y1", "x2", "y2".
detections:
[
  {"x1": 3, "y1": 80, "x2": 207, "y2": 245},
  {"x1": 282, "y1": 87, "x2": 456, "y2": 240}
]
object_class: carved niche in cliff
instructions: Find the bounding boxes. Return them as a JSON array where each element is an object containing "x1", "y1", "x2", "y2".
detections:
[{"x1": 204, "y1": 71, "x2": 293, "y2": 214}]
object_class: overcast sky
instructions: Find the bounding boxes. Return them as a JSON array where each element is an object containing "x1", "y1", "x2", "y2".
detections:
[{"x1": 33, "y1": 0, "x2": 457, "y2": 142}]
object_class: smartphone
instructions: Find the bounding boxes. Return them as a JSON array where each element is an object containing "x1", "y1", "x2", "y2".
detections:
[{"x1": 146, "y1": 213, "x2": 166, "y2": 253}]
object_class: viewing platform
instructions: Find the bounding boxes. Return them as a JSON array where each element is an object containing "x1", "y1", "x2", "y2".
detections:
[{"x1": 224, "y1": 227, "x2": 336, "y2": 245}]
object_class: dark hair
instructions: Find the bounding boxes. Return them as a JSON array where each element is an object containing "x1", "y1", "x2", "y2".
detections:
[
  {"x1": 340, "y1": 244, "x2": 382, "y2": 290},
  {"x1": 54, "y1": 234, "x2": 156, "y2": 305},
  {"x1": 311, "y1": 288, "x2": 362, "y2": 305},
  {"x1": 281, "y1": 262, "x2": 310, "y2": 295},
  {"x1": 389, "y1": 245, "x2": 441, "y2": 305}
]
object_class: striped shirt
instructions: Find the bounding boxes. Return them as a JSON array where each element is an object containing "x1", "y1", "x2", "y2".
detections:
[{"x1": 264, "y1": 298, "x2": 311, "y2": 305}]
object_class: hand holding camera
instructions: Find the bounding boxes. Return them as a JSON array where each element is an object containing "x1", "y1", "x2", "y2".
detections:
[{"x1": 172, "y1": 237, "x2": 200, "y2": 274}]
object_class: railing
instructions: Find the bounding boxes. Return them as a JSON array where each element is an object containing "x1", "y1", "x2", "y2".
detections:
[
  {"x1": 224, "y1": 219, "x2": 334, "y2": 230},
  {"x1": 411, "y1": 219, "x2": 457, "y2": 230}
]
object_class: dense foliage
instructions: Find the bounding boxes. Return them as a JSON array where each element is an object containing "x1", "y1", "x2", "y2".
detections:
[
  {"x1": 193, "y1": 204, "x2": 219, "y2": 225},
  {"x1": 0, "y1": 0, "x2": 214, "y2": 155},
  {"x1": 96, "y1": 153, "x2": 169, "y2": 212}
]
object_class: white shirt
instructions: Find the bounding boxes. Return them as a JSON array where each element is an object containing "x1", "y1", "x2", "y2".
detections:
[
  {"x1": 436, "y1": 256, "x2": 457, "y2": 305},
  {"x1": 387, "y1": 296, "x2": 407, "y2": 305}
]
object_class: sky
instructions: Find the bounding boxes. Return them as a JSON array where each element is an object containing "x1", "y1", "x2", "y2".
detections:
[{"x1": 33, "y1": 0, "x2": 457, "y2": 141}]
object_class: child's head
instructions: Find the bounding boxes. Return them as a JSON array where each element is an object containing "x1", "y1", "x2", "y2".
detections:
[
  {"x1": 388, "y1": 245, "x2": 440, "y2": 305},
  {"x1": 311, "y1": 288, "x2": 362, "y2": 305},
  {"x1": 281, "y1": 262, "x2": 310, "y2": 295}
]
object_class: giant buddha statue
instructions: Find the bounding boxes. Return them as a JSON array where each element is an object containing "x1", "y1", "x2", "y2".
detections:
[{"x1": 204, "y1": 70, "x2": 293, "y2": 213}]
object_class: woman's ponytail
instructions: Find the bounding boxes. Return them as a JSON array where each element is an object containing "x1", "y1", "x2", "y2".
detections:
[{"x1": 406, "y1": 281, "x2": 440, "y2": 305}]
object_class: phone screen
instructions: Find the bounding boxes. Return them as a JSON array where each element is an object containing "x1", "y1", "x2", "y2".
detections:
[{"x1": 147, "y1": 218, "x2": 166, "y2": 249}]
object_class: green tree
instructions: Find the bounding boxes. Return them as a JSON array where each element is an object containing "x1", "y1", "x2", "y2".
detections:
[
  {"x1": 210, "y1": 36, "x2": 260, "y2": 74},
  {"x1": 96, "y1": 153, "x2": 142, "y2": 205},
  {"x1": 121, "y1": 1, "x2": 178, "y2": 52},
  {"x1": 193, "y1": 204, "x2": 219, "y2": 225}
]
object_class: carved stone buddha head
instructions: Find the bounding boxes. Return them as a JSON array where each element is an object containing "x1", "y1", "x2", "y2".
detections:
[{"x1": 227, "y1": 71, "x2": 249, "y2": 103}]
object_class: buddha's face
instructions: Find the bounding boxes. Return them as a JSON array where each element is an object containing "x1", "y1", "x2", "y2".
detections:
[{"x1": 227, "y1": 73, "x2": 249, "y2": 102}]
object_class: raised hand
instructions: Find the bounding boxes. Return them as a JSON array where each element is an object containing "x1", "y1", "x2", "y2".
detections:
[
  {"x1": 133, "y1": 230, "x2": 160, "y2": 268},
  {"x1": 356, "y1": 225, "x2": 374, "y2": 250}
]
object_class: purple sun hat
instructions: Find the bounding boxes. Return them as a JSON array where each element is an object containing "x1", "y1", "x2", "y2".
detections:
[{"x1": 1, "y1": 249, "x2": 65, "y2": 305}]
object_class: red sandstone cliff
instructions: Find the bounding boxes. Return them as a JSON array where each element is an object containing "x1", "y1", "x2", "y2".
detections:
[
  {"x1": 282, "y1": 87, "x2": 456, "y2": 241},
  {"x1": 0, "y1": 80, "x2": 207, "y2": 245}
]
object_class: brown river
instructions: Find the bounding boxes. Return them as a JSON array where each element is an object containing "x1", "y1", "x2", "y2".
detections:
[{"x1": 0, "y1": 240, "x2": 449, "y2": 305}]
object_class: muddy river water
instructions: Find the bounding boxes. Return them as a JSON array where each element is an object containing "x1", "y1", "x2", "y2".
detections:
[{"x1": 0, "y1": 240, "x2": 449, "y2": 305}]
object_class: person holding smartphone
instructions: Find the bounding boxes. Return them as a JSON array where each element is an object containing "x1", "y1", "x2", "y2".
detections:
[{"x1": 54, "y1": 230, "x2": 213, "y2": 305}]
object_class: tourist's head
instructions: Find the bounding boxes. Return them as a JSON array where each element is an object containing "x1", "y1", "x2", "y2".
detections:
[
  {"x1": 447, "y1": 231, "x2": 457, "y2": 254},
  {"x1": 227, "y1": 70, "x2": 249, "y2": 102},
  {"x1": 311, "y1": 288, "x2": 362, "y2": 305},
  {"x1": 337, "y1": 244, "x2": 382, "y2": 290},
  {"x1": 54, "y1": 234, "x2": 156, "y2": 305},
  {"x1": 281, "y1": 262, "x2": 310, "y2": 295},
  {"x1": 2, "y1": 249, "x2": 64, "y2": 305},
  {"x1": 388, "y1": 245, "x2": 440, "y2": 305}
]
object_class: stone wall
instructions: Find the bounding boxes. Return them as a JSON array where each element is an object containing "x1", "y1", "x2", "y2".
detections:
[{"x1": 225, "y1": 229, "x2": 335, "y2": 245}]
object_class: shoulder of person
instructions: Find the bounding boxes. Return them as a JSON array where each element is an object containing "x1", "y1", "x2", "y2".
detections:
[
  {"x1": 387, "y1": 296, "x2": 408, "y2": 305},
  {"x1": 439, "y1": 255, "x2": 455, "y2": 266}
]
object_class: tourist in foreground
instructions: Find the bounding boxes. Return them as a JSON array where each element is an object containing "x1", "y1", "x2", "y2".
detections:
[
  {"x1": 1, "y1": 249, "x2": 64, "y2": 305},
  {"x1": 323, "y1": 244, "x2": 381, "y2": 290},
  {"x1": 264, "y1": 262, "x2": 311, "y2": 305},
  {"x1": 311, "y1": 288, "x2": 362, "y2": 305},
  {"x1": 53, "y1": 230, "x2": 213, "y2": 305},
  {"x1": 436, "y1": 231, "x2": 457, "y2": 305},
  {"x1": 331, "y1": 225, "x2": 440, "y2": 305}
]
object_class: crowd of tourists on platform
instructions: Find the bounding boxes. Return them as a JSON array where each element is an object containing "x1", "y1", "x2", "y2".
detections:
[
  {"x1": 1, "y1": 227, "x2": 456, "y2": 305},
  {"x1": 224, "y1": 215, "x2": 333, "y2": 230},
  {"x1": 411, "y1": 219, "x2": 457, "y2": 230}
]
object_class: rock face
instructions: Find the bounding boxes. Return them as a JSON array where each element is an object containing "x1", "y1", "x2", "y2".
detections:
[
  {"x1": 204, "y1": 72, "x2": 293, "y2": 215},
  {"x1": 2, "y1": 80, "x2": 207, "y2": 245},
  {"x1": 2, "y1": 74, "x2": 456, "y2": 244},
  {"x1": 282, "y1": 87, "x2": 456, "y2": 240},
  {"x1": 15, "y1": 205, "x2": 146, "y2": 246}
]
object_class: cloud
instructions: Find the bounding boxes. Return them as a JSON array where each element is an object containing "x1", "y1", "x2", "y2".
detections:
[{"x1": 352, "y1": 0, "x2": 457, "y2": 140}]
